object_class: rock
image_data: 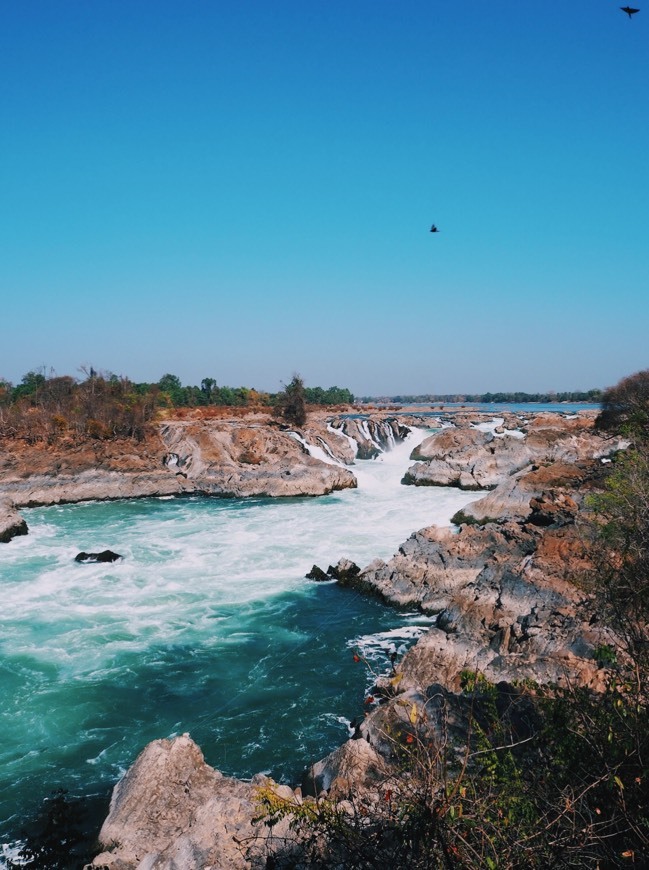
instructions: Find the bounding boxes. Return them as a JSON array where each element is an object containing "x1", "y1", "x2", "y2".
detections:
[
  {"x1": 0, "y1": 498, "x2": 28, "y2": 543},
  {"x1": 339, "y1": 511, "x2": 607, "y2": 691},
  {"x1": 75, "y1": 550, "x2": 123, "y2": 563},
  {"x1": 328, "y1": 418, "x2": 410, "y2": 461},
  {"x1": 88, "y1": 734, "x2": 292, "y2": 870},
  {"x1": 460, "y1": 460, "x2": 602, "y2": 524},
  {"x1": 403, "y1": 429, "x2": 532, "y2": 490},
  {"x1": 527, "y1": 492, "x2": 578, "y2": 527},
  {"x1": 0, "y1": 419, "x2": 358, "y2": 507},
  {"x1": 326, "y1": 558, "x2": 361, "y2": 581},
  {"x1": 305, "y1": 564, "x2": 330, "y2": 581},
  {"x1": 306, "y1": 559, "x2": 361, "y2": 582},
  {"x1": 302, "y1": 738, "x2": 389, "y2": 799},
  {"x1": 403, "y1": 418, "x2": 627, "y2": 493}
]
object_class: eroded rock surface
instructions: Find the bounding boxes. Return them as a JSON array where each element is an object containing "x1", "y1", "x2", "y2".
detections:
[
  {"x1": 459, "y1": 458, "x2": 603, "y2": 523},
  {"x1": 403, "y1": 413, "x2": 626, "y2": 492},
  {"x1": 0, "y1": 419, "x2": 359, "y2": 511}
]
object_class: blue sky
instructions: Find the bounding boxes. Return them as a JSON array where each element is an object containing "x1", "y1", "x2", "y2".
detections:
[{"x1": 1, "y1": 1, "x2": 647, "y2": 396}]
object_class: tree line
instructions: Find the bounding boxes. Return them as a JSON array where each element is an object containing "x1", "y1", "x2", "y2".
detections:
[
  {"x1": 361, "y1": 390, "x2": 602, "y2": 404},
  {"x1": 0, "y1": 369, "x2": 354, "y2": 443}
]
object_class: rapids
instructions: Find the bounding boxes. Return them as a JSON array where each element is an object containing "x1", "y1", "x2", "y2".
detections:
[{"x1": 0, "y1": 428, "x2": 482, "y2": 856}]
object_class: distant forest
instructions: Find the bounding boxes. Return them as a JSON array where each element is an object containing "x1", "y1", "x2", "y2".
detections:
[
  {"x1": 0, "y1": 369, "x2": 354, "y2": 442},
  {"x1": 361, "y1": 390, "x2": 602, "y2": 404}
]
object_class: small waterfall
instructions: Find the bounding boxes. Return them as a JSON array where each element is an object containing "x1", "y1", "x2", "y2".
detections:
[{"x1": 329, "y1": 418, "x2": 410, "y2": 460}]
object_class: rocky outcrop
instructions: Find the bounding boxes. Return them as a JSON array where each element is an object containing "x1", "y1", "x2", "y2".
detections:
[
  {"x1": 88, "y1": 734, "x2": 296, "y2": 870},
  {"x1": 338, "y1": 509, "x2": 606, "y2": 691},
  {"x1": 157, "y1": 420, "x2": 357, "y2": 498},
  {"x1": 403, "y1": 414, "x2": 626, "y2": 492},
  {"x1": 0, "y1": 497, "x2": 28, "y2": 543},
  {"x1": 403, "y1": 429, "x2": 531, "y2": 489},
  {"x1": 0, "y1": 420, "x2": 358, "y2": 513},
  {"x1": 458, "y1": 459, "x2": 602, "y2": 523}
]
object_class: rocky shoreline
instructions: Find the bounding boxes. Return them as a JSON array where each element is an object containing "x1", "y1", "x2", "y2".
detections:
[{"x1": 0, "y1": 408, "x2": 627, "y2": 868}]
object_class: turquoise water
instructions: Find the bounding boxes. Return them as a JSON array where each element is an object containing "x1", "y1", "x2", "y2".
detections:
[{"x1": 0, "y1": 431, "x2": 482, "y2": 859}]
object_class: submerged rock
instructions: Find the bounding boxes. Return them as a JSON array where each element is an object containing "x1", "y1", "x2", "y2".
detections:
[
  {"x1": 305, "y1": 558, "x2": 361, "y2": 582},
  {"x1": 75, "y1": 550, "x2": 123, "y2": 563},
  {"x1": 305, "y1": 564, "x2": 330, "y2": 581},
  {"x1": 326, "y1": 558, "x2": 361, "y2": 581}
]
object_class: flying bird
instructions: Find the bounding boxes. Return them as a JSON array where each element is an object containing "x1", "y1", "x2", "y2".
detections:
[
  {"x1": 430, "y1": 224, "x2": 439, "y2": 233},
  {"x1": 620, "y1": 6, "x2": 640, "y2": 17}
]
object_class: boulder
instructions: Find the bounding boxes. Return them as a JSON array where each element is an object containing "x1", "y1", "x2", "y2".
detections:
[
  {"x1": 403, "y1": 418, "x2": 627, "y2": 493},
  {"x1": 306, "y1": 559, "x2": 361, "y2": 582},
  {"x1": 326, "y1": 558, "x2": 361, "y2": 581},
  {"x1": 88, "y1": 734, "x2": 293, "y2": 870},
  {"x1": 305, "y1": 564, "x2": 330, "y2": 581},
  {"x1": 75, "y1": 550, "x2": 123, "y2": 563},
  {"x1": 0, "y1": 498, "x2": 28, "y2": 543},
  {"x1": 403, "y1": 429, "x2": 532, "y2": 490},
  {"x1": 460, "y1": 460, "x2": 601, "y2": 524}
]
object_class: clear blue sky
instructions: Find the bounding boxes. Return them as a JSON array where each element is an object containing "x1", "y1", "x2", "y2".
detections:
[{"x1": 1, "y1": 1, "x2": 647, "y2": 396}]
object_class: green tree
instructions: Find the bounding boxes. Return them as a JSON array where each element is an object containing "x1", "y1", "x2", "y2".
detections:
[
  {"x1": 12, "y1": 370, "x2": 47, "y2": 401},
  {"x1": 200, "y1": 377, "x2": 217, "y2": 404},
  {"x1": 157, "y1": 373, "x2": 184, "y2": 406}
]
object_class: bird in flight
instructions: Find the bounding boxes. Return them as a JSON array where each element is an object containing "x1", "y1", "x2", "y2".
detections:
[
  {"x1": 620, "y1": 6, "x2": 640, "y2": 17},
  {"x1": 430, "y1": 224, "x2": 439, "y2": 233}
]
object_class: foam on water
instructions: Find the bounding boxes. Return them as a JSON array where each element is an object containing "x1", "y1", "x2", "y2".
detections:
[{"x1": 0, "y1": 428, "x2": 483, "y2": 854}]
